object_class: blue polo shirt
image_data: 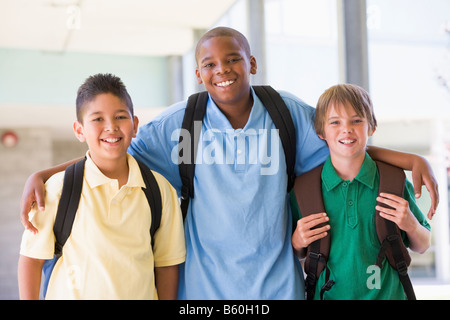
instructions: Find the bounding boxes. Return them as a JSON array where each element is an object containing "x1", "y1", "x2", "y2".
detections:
[{"x1": 129, "y1": 88, "x2": 329, "y2": 299}]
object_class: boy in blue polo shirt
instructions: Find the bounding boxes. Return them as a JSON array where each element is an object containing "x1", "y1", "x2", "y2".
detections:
[
  {"x1": 20, "y1": 27, "x2": 438, "y2": 299},
  {"x1": 291, "y1": 84, "x2": 431, "y2": 299}
]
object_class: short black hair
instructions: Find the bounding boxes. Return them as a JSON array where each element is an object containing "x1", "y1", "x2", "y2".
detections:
[
  {"x1": 76, "y1": 73, "x2": 133, "y2": 122},
  {"x1": 195, "y1": 26, "x2": 251, "y2": 64}
]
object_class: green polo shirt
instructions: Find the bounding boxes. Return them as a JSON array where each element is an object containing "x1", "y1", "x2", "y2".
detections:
[{"x1": 290, "y1": 153, "x2": 430, "y2": 300}]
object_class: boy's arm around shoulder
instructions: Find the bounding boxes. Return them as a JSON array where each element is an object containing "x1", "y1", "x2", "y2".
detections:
[
  {"x1": 278, "y1": 91, "x2": 329, "y2": 175},
  {"x1": 128, "y1": 101, "x2": 187, "y2": 195},
  {"x1": 367, "y1": 145, "x2": 439, "y2": 219},
  {"x1": 376, "y1": 180, "x2": 431, "y2": 254},
  {"x1": 401, "y1": 179, "x2": 431, "y2": 254},
  {"x1": 20, "y1": 157, "x2": 83, "y2": 233}
]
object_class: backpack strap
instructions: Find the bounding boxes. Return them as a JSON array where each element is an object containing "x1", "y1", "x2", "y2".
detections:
[
  {"x1": 137, "y1": 160, "x2": 162, "y2": 246},
  {"x1": 252, "y1": 86, "x2": 296, "y2": 192},
  {"x1": 374, "y1": 161, "x2": 415, "y2": 300},
  {"x1": 293, "y1": 161, "x2": 416, "y2": 300},
  {"x1": 179, "y1": 86, "x2": 296, "y2": 219},
  {"x1": 292, "y1": 164, "x2": 331, "y2": 300},
  {"x1": 53, "y1": 157, "x2": 86, "y2": 256},
  {"x1": 178, "y1": 91, "x2": 209, "y2": 220}
]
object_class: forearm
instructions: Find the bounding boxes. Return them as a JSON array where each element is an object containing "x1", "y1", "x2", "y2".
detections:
[
  {"x1": 367, "y1": 145, "x2": 418, "y2": 170},
  {"x1": 18, "y1": 255, "x2": 45, "y2": 300},
  {"x1": 154, "y1": 265, "x2": 179, "y2": 300},
  {"x1": 407, "y1": 224, "x2": 431, "y2": 254}
]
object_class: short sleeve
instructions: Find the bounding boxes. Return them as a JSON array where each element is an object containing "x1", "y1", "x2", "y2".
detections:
[
  {"x1": 150, "y1": 171, "x2": 186, "y2": 267},
  {"x1": 20, "y1": 172, "x2": 65, "y2": 260}
]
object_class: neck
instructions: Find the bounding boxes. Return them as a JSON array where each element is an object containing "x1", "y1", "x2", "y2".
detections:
[
  {"x1": 330, "y1": 153, "x2": 365, "y2": 181},
  {"x1": 89, "y1": 152, "x2": 129, "y2": 188},
  {"x1": 215, "y1": 89, "x2": 254, "y2": 129},
  {"x1": 220, "y1": 104, "x2": 252, "y2": 129}
]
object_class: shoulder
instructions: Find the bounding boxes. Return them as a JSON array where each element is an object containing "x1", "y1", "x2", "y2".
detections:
[
  {"x1": 277, "y1": 90, "x2": 316, "y2": 114},
  {"x1": 140, "y1": 100, "x2": 187, "y2": 131},
  {"x1": 150, "y1": 170, "x2": 176, "y2": 196},
  {"x1": 275, "y1": 89, "x2": 317, "y2": 131},
  {"x1": 44, "y1": 171, "x2": 66, "y2": 203}
]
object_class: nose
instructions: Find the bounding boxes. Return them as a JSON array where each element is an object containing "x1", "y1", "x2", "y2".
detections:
[
  {"x1": 104, "y1": 119, "x2": 119, "y2": 132},
  {"x1": 215, "y1": 61, "x2": 230, "y2": 74},
  {"x1": 342, "y1": 122, "x2": 353, "y2": 133}
]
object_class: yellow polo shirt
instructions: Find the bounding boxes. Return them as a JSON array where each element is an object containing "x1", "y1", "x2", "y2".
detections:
[{"x1": 20, "y1": 152, "x2": 186, "y2": 300}]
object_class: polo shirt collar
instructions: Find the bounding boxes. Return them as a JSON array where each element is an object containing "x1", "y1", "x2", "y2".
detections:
[
  {"x1": 84, "y1": 151, "x2": 146, "y2": 189},
  {"x1": 205, "y1": 87, "x2": 265, "y2": 132},
  {"x1": 321, "y1": 152, "x2": 376, "y2": 191}
]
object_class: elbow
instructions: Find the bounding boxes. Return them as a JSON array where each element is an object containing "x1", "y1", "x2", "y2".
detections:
[{"x1": 412, "y1": 238, "x2": 431, "y2": 255}]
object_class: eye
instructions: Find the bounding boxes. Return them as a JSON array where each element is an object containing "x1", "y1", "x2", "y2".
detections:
[
  {"x1": 229, "y1": 57, "x2": 242, "y2": 63},
  {"x1": 203, "y1": 63, "x2": 214, "y2": 68}
]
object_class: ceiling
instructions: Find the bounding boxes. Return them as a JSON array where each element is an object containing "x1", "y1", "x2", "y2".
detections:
[
  {"x1": 0, "y1": 0, "x2": 238, "y2": 139},
  {"x1": 0, "y1": 0, "x2": 238, "y2": 56}
]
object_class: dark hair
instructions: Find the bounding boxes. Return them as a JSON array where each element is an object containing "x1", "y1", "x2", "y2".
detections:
[
  {"x1": 76, "y1": 73, "x2": 133, "y2": 122},
  {"x1": 195, "y1": 26, "x2": 251, "y2": 63}
]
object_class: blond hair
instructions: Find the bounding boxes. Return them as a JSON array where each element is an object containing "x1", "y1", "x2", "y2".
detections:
[{"x1": 314, "y1": 84, "x2": 377, "y2": 137}]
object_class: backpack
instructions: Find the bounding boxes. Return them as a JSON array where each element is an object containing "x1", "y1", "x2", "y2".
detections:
[
  {"x1": 178, "y1": 85, "x2": 297, "y2": 219},
  {"x1": 41, "y1": 157, "x2": 162, "y2": 297},
  {"x1": 291, "y1": 160, "x2": 416, "y2": 300}
]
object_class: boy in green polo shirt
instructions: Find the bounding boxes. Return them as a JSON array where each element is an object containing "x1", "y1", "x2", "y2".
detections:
[{"x1": 291, "y1": 84, "x2": 431, "y2": 300}]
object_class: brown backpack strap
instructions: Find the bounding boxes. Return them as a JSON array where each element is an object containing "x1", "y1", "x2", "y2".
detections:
[
  {"x1": 375, "y1": 161, "x2": 415, "y2": 300},
  {"x1": 375, "y1": 160, "x2": 411, "y2": 268},
  {"x1": 292, "y1": 164, "x2": 331, "y2": 299}
]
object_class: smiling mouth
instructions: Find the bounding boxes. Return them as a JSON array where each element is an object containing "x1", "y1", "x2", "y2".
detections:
[
  {"x1": 339, "y1": 139, "x2": 356, "y2": 145},
  {"x1": 101, "y1": 137, "x2": 122, "y2": 143},
  {"x1": 215, "y1": 80, "x2": 235, "y2": 87}
]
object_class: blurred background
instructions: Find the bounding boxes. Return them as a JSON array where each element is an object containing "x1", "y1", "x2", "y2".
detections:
[{"x1": 1, "y1": 0, "x2": 449, "y2": 299}]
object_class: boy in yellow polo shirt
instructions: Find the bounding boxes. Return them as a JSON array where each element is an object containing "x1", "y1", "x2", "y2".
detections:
[
  {"x1": 18, "y1": 73, "x2": 186, "y2": 299},
  {"x1": 291, "y1": 84, "x2": 431, "y2": 299}
]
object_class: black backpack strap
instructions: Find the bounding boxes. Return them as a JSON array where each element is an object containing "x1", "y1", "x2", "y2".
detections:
[
  {"x1": 178, "y1": 91, "x2": 209, "y2": 220},
  {"x1": 53, "y1": 157, "x2": 86, "y2": 256},
  {"x1": 252, "y1": 86, "x2": 296, "y2": 192},
  {"x1": 137, "y1": 160, "x2": 162, "y2": 247},
  {"x1": 375, "y1": 161, "x2": 416, "y2": 300}
]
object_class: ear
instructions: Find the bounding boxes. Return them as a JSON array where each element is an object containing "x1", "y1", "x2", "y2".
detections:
[
  {"x1": 195, "y1": 68, "x2": 203, "y2": 85},
  {"x1": 318, "y1": 133, "x2": 326, "y2": 141},
  {"x1": 368, "y1": 127, "x2": 376, "y2": 137},
  {"x1": 250, "y1": 56, "x2": 257, "y2": 75},
  {"x1": 73, "y1": 121, "x2": 86, "y2": 142},
  {"x1": 132, "y1": 116, "x2": 139, "y2": 138}
]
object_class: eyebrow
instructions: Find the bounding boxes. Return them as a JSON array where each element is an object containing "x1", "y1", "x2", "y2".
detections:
[
  {"x1": 200, "y1": 52, "x2": 243, "y2": 65},
  {"x1": 327, "y1": 114, "x2": 362, "y2": 120},
  {"x1": 87, "y1": 109, "x2": 130, "y2": 116}
]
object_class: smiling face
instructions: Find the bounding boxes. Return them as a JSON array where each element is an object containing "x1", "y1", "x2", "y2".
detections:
[
  {"x1": 319, "y1": 101, "x2": 375, "y2": 163},
  {"x1": 73, "y1": 93, "x2": 138, "y2": 166},
  {"x1": 195, "y1": 35, "x2": 257, "y2": 110}
]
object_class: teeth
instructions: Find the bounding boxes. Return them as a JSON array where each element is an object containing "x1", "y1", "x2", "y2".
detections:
[
  {"x1": 340, "y1": 140, "x2": 355, "y2": 144},
  {"x1": 216, "y1": 80, "x2": 235, "y2": 87},
  {"x1": 104, "y1": 138, "x2": 120, "y2": 143}
]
